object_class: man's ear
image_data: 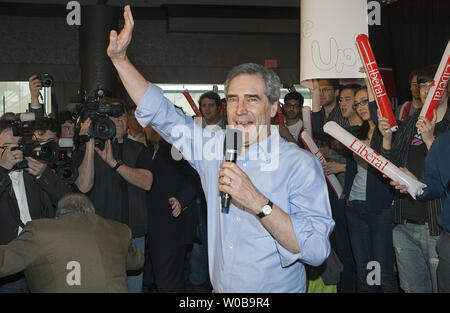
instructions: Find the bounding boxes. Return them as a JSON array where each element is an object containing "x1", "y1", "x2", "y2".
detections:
[{"x1": 270, "y1": 101, "x2": 279, "y2": 118}]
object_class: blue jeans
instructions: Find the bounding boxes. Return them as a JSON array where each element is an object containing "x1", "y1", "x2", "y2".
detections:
[
  {"x1": 436, "y1": 233, "x2": 450, "y2": 293},
  {"x1": 0, "y1": 274, "x2": 29, "y2": 293},
  {"x1": 345, "y1": 200, "x2": 398, "y2": 293},
  {"x1": 189, "y1": 196, "x2": 209, "y2": 285},
  {"x1": 393, "y1": 223, "x2": 439, "y2": 293},
  {"x1": 127, "y1": 236, "x2": 145, "y2": 293}
]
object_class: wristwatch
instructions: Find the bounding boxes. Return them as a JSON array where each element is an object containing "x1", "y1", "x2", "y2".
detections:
[
  {"x1": 257, "y1": 199, "x2": 273, "y2": 219},
  {"x1": 112, "y1": 160, "x2": 124, "y2": 171}
]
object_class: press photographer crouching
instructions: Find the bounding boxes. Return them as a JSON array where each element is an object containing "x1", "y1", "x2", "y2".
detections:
[
  {"x1": 72, "y1": 97, "x2": 153, "y2": 293},
  {"x1": 0, "y1": 117, "x2": 72, "y2": 292}
]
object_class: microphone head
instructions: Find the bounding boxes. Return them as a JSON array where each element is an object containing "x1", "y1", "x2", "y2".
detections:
[{"x1": 224, "y1": 128, "x2": 243, "y2": 152}]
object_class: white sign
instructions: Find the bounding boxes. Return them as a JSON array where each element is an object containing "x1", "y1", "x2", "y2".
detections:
[{"x1": 300, "y1": 0, "x2": 369, "y2": 83}]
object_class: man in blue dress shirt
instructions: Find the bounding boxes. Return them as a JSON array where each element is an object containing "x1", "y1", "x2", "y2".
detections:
[{"x1": 106, "y1": 5, "x2": 334, "y2": 293}]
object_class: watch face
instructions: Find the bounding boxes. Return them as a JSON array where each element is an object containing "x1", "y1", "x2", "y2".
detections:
[{"x1": 262, "y1": 205, "x2": 272, "y2": 215}]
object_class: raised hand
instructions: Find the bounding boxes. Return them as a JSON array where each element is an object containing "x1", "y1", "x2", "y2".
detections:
[
  {"x1": 107, "y1": 5, "x2": 135, "y2": 61},
  {"x1": 416, "y1": 110, "x2": 437, "y2": 149}
]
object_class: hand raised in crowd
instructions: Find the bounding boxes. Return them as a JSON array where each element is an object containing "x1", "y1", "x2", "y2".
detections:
[
  {"x1": 94, "y1": 139, "x2": 117, "y2": 168},
  {"x1": 323, "y1": 161, "x2": 345, "y2": 176},
  {"x1": 305, "y1": 79, "x2": 320, "y2": 112},
  {"x1": 218, "y1": 162, "x2": 265, "y2": 215},
  {"x1": 26, "y1": 157, "x2": 47, "y2": 177},
  {"x1": 169, "y1": 197, "x2": 182, "y2": 218},
  {"x1": 377, "y1": 109, "x2": 392, "y2": 138},
  {"x1": 0, "y1": 145, "x2": 23, "y2": 170},
  {"x1": 28, "y1": 75, "x2": 42, "y2": 108},
  {"x1": 107, "y1": 5, "x2": 134, "y2": 61},
  {"x1": 416, "y1": 110, "x2": 437, "y2": 150},
  {"x1": 389, "y1": 167, "x2": 418, "y2": 194}
]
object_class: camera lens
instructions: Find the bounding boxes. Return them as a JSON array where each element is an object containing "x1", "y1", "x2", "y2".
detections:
[{"x1": 92, "y1": 116, "x2": 116, "y2": 140}]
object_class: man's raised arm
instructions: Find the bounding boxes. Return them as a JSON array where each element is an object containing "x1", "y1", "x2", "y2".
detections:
[{"x1": 107, "y1": 5, "x2": 148, "y2": 105}]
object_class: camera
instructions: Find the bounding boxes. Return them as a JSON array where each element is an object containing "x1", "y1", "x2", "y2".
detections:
[
  {"x1": 72, "y1": 88, "x2": 122, "y2": 150},
  {"x1": 37, "y1": 73, "x2": 54, "y2": 88}
]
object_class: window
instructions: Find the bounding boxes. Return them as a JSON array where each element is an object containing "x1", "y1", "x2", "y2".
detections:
[{"x1": 0, "y1": 81, "x2": 51, "y2": 117}]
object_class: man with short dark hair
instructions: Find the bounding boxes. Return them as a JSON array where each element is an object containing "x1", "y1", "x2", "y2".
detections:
[
  {"x1": 396, "y1": 69, "x2": 423, "y2": 121},
  {"x1": 199, "y1": 91, "x2": 225, "y2": 128},
  {"x1": 0, "y1": 193, "x2": 145, "y2": 293},
  {"x1": 311, "y1": 79, "x2": 349, "y2": 135},
  {"x1": 282, "y1": 91, "x2": 304, "y2": 142}
]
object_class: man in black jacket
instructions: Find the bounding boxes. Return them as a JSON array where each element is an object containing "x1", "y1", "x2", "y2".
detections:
[
  {"x1": 0, "y1": 120, "x2": 72, "y2": 292},
  {"x1": 143, "y1": 124, "x2": 197, "y2": 292}
]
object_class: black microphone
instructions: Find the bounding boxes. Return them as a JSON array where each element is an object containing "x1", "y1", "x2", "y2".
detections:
[{"x1": 221, "y1": 129, "x2": 242, "y2": 214}]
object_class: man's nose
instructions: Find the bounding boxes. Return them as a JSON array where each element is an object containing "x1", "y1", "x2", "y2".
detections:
[{"x1": 236, "y1": 99, "x2": 248, "y2": 115}]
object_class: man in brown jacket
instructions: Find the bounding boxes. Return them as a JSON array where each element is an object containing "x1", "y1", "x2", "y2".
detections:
[{"x1": 0, "y1": 193, "x2": 144, "y2": 292}]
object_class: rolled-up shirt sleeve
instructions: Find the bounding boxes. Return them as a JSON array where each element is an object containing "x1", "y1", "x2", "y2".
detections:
[{"x1": 275, "y1": 154, "x2": 334, "y2": 267}]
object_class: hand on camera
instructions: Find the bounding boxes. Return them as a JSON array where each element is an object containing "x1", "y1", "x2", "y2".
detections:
[
  {"x1": 95, "y1": 139, "x2": 117, "y2": 168},
  {"x1": 26, "y1": 157, "x2": 47, "y2": 177},
  {"x1": 0, "y1": 145, "x2": 23, "y2": 170}
]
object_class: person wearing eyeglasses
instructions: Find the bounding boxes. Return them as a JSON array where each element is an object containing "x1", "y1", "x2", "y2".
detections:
[
  {"x1": 396, "y1": 70, "x2": 423, "y2": 121},
  {"x1": 381, "y1": 64, "x2": 450, "y2": 293},
  {"x1": 341, "y1": 84, "x2": 399, "y2": 293}
]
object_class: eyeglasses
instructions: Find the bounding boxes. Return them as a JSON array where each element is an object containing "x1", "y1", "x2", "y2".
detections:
[
  {"x1": 419, "y1": 82, "x2": 433, "y2": 90},
  {"x1": 353, "y1": 98, "x2": 369, "y2": 109}
]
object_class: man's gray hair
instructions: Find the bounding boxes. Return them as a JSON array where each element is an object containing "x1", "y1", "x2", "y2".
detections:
[
  {"x1": 224, "y1": 63, "x2": 281, "y2": 103},
  {"x1": 56, "y1": 193, "x2": 95, "y2": 217}
]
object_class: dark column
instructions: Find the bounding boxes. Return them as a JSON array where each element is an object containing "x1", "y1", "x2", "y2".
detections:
[{"x1": 79, "y1": 5, "x2": 116, "y2": 95}]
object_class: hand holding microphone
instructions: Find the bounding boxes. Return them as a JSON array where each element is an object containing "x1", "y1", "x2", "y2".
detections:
[{"x1": 220, "y1": 129, "x2": 242, "y2": 213}]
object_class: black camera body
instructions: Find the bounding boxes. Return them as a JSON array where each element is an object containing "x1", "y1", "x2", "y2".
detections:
[
  {"x1": 37, "y1": 73, "x2": 54, "y2": 88},
  {"x1": 73, "y1": 89, "x2": 123, "y2": 150}
]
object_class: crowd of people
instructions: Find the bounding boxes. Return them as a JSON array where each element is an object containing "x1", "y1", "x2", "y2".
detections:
[{"x1": 0, "y1": 5, "x2": 448, "y2": 293}]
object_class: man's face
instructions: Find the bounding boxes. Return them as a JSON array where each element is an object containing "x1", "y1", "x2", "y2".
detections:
[
  {"x1": 339, "y1": 89, "x2": 356, "y2": 119},
  {"x1": 319, "y1": 80, "x2": 338, "y2": 107},
  {"x1": 410, "y1": 75, "x2": 420, "y2": 100},
  {"x1": 354, "y1": 89, "x2": 371, "y2": 121},
  {"x1": 0, "y1": 129, "x2": 21, "y2": 156},
  {"x1": 284, "y1": 99, "x2": 302, "y2": 121},
  {"x1": 109, "y1": 110, "x2": 128, "y2": 139},
  {"x1": 33, "y1": 130, "x2": 57, "y2": 145},
  {"x1": 200, "y1": 98, "x2": 220, "y2": 125},
  {"x1": 226, "y1": 73, "x2": 277, "y2": 147},
  {"x1": 127, "y1": 110, "x2": 143, "y2": 137},
  {"x1": 419, "y1": 81, "x2": 433, "y2": 104},
  {"x1": 60, "y1": 121, "x2": 74, "y2": 139}
]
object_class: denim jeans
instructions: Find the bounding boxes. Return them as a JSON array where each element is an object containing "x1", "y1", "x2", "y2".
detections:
[
  {"x1": 188, "y1": 196, "x2": 209, "y2": 285},
  {"x1": 0, "y1": 273, "x2": 29, "y2": 293},
  {"x1": 345, "y1": 200, "x2": 398, "y2": 293},
  {"x1": 127, "y1": 236, "x2": 145, "y2": 293},
  {"x1": 393, "y1": 223, "x2": 439, "y2": 293}
]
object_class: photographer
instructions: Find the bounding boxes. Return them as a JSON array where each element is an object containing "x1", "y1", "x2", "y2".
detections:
[
  {"x1": 28, "y1": 74, "x2": 52, "y2": 118},
  {"x1": 0, "y1": 119, "x2": 72, "y2": 292},
  {"x1": 72, "y1": 98, "x2": 153, "y2": 293}
]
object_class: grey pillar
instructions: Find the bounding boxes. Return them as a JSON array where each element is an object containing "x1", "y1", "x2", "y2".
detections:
[{"x1": 79, "y1": 5, "x2": 116, "y2": 95}]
